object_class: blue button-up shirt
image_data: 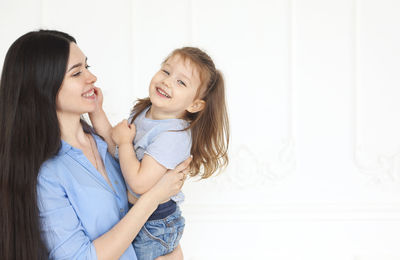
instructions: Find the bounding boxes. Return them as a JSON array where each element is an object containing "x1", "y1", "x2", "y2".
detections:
[{"x1": 37, "y1": 134, "x2": 137, "y2": 259}]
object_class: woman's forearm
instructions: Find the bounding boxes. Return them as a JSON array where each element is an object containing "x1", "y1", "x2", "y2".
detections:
[
  {"x1": 89, "y1": 109, "x2": 116, "y2": 155},
  {"x1": 93, "y1": 191, "x2": 159, "y2": 260},
  {"x1": 93, "y1": 156, "x2": 190, "y2": 260}
]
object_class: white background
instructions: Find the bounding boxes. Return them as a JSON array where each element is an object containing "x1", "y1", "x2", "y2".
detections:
[{"x1": 1, "y1": 0, "x2": 400, "y2": 259}]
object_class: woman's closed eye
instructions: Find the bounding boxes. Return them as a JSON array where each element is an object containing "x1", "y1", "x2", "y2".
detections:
[
  {"x1": 72, "y1": 64, "x2": 91, "y2": 77},
  {"x1": 162, "y1": 69, "x2": 170, "y2": 75},
  {"x1": 72, "y1": 70, "x2": 82, "y2": 77}
]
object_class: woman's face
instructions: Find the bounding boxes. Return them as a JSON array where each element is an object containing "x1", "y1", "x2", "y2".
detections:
[{"x1": 56, "y1": 43, "x2": 97, "y2": 117}]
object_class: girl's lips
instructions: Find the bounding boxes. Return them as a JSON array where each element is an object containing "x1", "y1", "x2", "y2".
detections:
[{"x1": 156, "y1": 87, "x2": 171, "y2": 98}]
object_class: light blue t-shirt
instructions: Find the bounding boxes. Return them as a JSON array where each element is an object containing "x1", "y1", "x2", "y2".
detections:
[
  {"x1": 37, "y1": 134, "x2": 137, "y2": 260},
  {"x1": 126, "y1": 106, "x2": 191, "y2": 203}
]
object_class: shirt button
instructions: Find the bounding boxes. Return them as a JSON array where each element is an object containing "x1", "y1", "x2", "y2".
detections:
[
  {"x1": 114, "y1": 180, "x2": 118, "y2": 185},
  {"x1": 120, "y1": 208, "x2": 124, "y2": 213}
]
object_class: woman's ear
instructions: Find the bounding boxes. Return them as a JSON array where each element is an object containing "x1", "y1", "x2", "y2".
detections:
[{"x1": 186, "y1": 99, "x2": 206, "y2": 113}]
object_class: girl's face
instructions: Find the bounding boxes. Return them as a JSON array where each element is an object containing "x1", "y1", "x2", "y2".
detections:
[
  {"x1": 148, "y1": 54, "x2": 205, "y2": 119},
  {"x1": 56, "y1": 43, "x2": 97, "y2": 117}
]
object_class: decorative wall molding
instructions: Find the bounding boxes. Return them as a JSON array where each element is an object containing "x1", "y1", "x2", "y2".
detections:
[
  {"x1": 353, "y1": 0, "x2": 400, "y2": 186},
  {"x1": 201, "y1": 139, "x2": 296, "y2": 190},
  {"x1": 182, "y1": 202, "x2": 400, "y2": 222},
  {"x1": 184, "y1": 255, "x2": 400, "y2": 260},
  {"x1": 354, "y1": 146, "x2": 400, "y2": 184},
  {"x1": 354, "y1": 256, "x2": 400, "y2": 260},
  {"x1": 185, "y1": 254, "x2": 400, "y2": 260}
]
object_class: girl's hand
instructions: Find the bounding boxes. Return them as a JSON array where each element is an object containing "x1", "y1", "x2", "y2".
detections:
[
  {"x1": 111, "y1": 120, "x2": 136, "y2": 146},
  {"x1": 147, "y1": 156, "x2": 192, "y2": 204}
]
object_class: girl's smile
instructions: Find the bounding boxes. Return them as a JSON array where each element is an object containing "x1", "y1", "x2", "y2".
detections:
[
  {"x1": 155, "y1": 86, "x2": 171, "y2": 98},
  {"x1": 148, "y1": 54, "x2": 203, "y2": 120}
]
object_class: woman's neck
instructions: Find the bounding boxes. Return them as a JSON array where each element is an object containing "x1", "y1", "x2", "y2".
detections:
[{"x1": 57, "y1": 112, "x2": 88, "y2": 148}]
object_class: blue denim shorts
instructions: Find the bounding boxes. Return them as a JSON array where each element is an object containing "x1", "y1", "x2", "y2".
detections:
[{"x1": 133, "y1": 206, "x2": 185, "y2": 260}]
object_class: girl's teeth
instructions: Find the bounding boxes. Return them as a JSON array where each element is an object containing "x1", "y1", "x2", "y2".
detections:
[{"x1": 157, "y1": 88, "x2": 170, "y2": 98}]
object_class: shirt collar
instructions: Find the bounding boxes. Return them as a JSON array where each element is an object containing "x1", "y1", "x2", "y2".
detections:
[
  {"x1": 92, "y1": 134, "x2": 108, "y2": 163},
  {"x1": 59, "y1": 139, "x2": 72, "y2": 155},
  {"x1": 142, "y1": 105, "x2": 189, "y2": 127},
  {"x1": 59, "y1": 133, "x2": 108, "y2": 161}
]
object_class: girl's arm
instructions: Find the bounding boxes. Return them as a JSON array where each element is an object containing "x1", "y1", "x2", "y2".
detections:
[
  {"x1": 93, "y1": 157, "x2": 190, "y2": 260},
  {"x1": 112, "y1": 120, "x2": 169, "y2": 195},
  {"x1": 88, "y1": 87, "x2": 116, "y2": 155}
]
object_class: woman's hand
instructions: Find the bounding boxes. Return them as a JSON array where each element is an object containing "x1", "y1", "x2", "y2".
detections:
[
  {"x1": 111, "y1": 119, "x2": 136, "y2": 146},
  {"x1": 146, "y1": 156, "x2": 192, "y2": 204}
]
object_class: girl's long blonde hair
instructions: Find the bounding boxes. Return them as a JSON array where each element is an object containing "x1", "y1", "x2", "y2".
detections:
[{"x1": 131, "y1": 47, "x2": 229, "y2": 179}]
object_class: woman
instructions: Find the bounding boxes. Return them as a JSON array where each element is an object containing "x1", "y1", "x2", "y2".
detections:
[{"x1": 0, "y1": 30, "x2": 189, "y2": 259}]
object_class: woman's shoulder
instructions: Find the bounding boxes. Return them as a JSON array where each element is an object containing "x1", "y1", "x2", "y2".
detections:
[
  {"x1": 38, "y1": 154, "x2": 66, "y2": 180},
  {"x1": 38, "y1": 141, "x2": 72, "y2": 180}
]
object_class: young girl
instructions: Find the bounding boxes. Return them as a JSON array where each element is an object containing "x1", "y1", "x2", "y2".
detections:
[{"x1": 90, "y1": 47, "x2": 229, "y2": 259}]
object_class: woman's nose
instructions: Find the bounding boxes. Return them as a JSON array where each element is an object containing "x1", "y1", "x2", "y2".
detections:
[{"x1": 86, "y1": 70, "x2": 97, "y2": 84}]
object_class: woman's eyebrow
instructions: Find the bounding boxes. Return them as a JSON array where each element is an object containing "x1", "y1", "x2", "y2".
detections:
[
  {"x1": 68, "y1": 63, "x2": 82, "y2": 72},
  {"x1": 68, "y1": 57, "x2": 87, "y2": 72}
]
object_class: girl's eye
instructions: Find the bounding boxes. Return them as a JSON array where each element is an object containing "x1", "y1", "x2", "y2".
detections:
[
  {"x1": 162, "y1": 69, "x2": 170, "y2": 75},
  {"x1": 177, "y1": 80, "x2": 186, "y2": 87},
  {"x1": 85, "y1": 64, "x2": 90, "y2": 69}
]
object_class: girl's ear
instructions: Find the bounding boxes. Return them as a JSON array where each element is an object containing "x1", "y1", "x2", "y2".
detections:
[{"x1": 186, "y1": 99, "x2": 206, "y2": 113}]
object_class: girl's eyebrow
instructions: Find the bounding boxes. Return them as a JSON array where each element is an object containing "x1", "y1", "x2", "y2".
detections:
[
  {"x1": 68, "y1": 57, "x2": 87, "y2": 72},
  {"x1": 179, "y1": 73, "x2": 191, "y2": 83},
  {"x1": 164, "y1": 62, "x2": 192, "y2": 83}
]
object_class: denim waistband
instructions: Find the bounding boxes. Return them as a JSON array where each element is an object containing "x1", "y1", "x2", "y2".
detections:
[{"x1": 148, "y1": 199, "x2": 177, "y2": 221}]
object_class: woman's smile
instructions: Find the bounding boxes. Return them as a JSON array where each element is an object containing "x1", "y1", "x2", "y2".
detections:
[{"x1": 82, "y1": 88, "x2": 97, "y2": 99}]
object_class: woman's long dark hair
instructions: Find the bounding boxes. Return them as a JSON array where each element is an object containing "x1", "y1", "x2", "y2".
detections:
[{"x1": 0, "y1": 30, "x2": 76, "y2": 259}]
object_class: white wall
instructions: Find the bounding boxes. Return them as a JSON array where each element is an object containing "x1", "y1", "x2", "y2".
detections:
[{"x1": 1, "y1": 0, "x2": 400, "y2": 259}]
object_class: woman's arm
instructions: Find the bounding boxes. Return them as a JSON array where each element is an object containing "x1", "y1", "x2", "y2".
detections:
[
  {"x1": 88, "y1": 87, "x2": 116, "y2": 155},
  {"x1": 93, "y1": 157, "x2": 191, "y2": 260},
  {"x1": 38, "y1": 157, "x2": 191, "y2": 260}
]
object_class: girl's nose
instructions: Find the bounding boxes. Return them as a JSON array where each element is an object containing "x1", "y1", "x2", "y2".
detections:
[{"x1": 162, "y1": 76, "x2": 173, "y2": 88}]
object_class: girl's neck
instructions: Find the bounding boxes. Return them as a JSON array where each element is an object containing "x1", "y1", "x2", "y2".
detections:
[
  {"x1": 147, "y1": 106, "x2": 183, "y2": 120},
  {"x1": 57, "y1": 112, "x2": 88, "y2": 148}
]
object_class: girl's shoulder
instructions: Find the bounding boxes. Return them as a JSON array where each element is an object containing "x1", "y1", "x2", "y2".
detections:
[{"x1": 129, "y1": 105, "x2": 150, "y2": 123}]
